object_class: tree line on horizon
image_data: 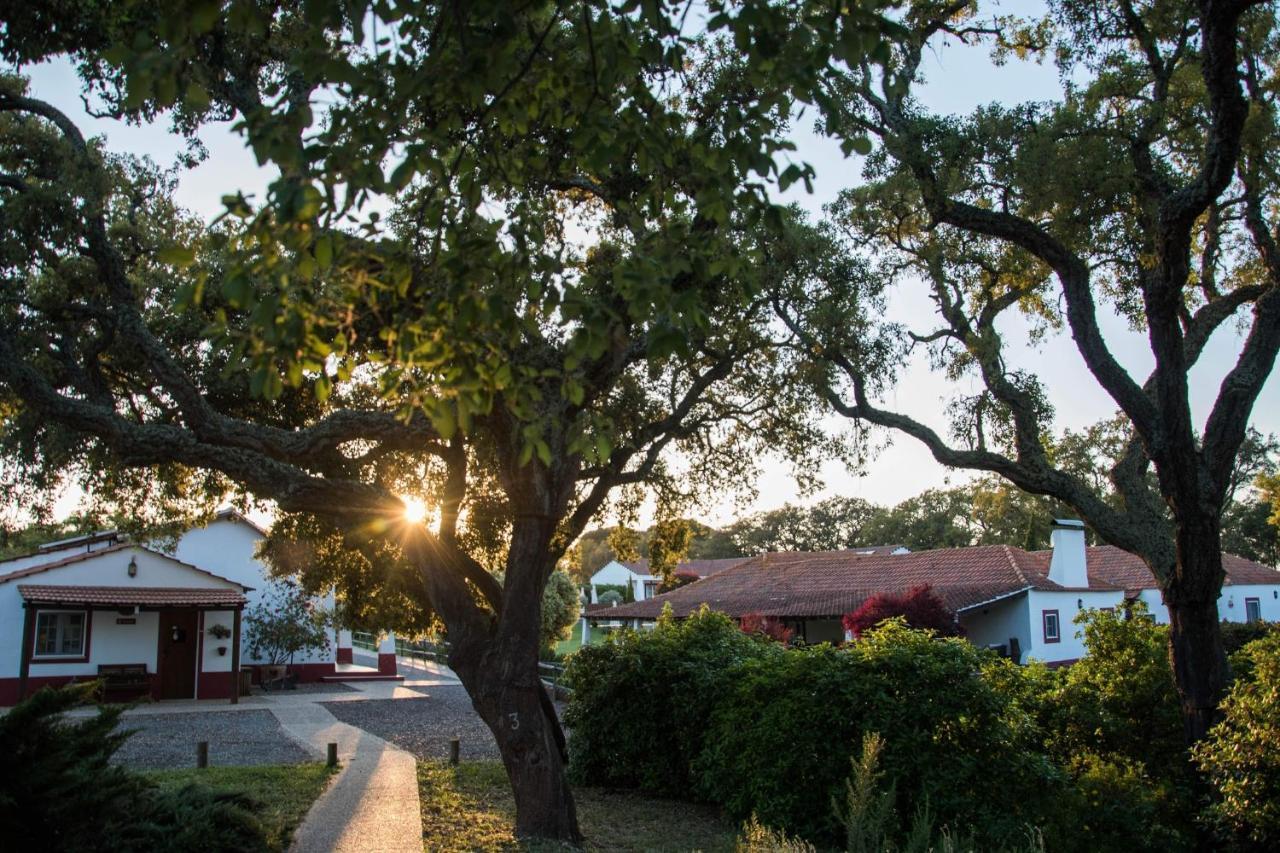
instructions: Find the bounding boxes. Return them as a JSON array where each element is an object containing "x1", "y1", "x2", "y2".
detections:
[{"x1": 574, "y1": 428, "x2": 1280, "y2": 584}]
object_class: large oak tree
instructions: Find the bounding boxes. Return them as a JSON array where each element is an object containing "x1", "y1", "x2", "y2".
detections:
[
  {"x1": 0, "y1": 0, "x2": 894, "y2": 842},
  {"x1": 776, "y1": 0, "x2": 1280, "y2": 742}
]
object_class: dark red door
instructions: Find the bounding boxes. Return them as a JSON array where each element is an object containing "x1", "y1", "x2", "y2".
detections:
[{"x1": 158, "y1": 609, "x2": 198, "y2": 699}]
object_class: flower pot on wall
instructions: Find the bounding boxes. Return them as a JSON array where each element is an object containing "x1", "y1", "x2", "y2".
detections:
[{"x1": 217, "y1": 646, "x2": 228, "y2": 656}]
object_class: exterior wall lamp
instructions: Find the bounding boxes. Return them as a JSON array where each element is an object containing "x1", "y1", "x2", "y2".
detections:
[{"x1": 127, "y1": 556, "x2": 138, "y2": 578}]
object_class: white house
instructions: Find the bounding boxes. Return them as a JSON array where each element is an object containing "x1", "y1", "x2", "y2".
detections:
[
  {"x1": 0, "y1": 535, "x2": 251, "y2": 704},
  {"x1": 173, "y1": 510, "x2": 341, "y2": 680},
  {"x1": 0, "y1": 509, "x2": 351, "y2": 705},
  {"x1": 588, "y1": 555, "x2": 757, "y2": 604},
  {"x1": 589, "y1": 521, "x2": 1280, "y2": 665}
]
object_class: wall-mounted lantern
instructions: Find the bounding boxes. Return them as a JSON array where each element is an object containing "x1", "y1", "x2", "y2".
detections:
[{"x1": 127, "y1": 556, "x2": 138, "y2": 578}]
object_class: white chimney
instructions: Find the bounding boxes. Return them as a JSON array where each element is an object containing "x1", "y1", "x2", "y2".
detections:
[{"x1": 1048, "y1": 519, "x2": 1088, "y2": 588}]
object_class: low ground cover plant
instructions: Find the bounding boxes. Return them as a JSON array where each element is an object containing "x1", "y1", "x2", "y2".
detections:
[{"x1": 0, "y1": 683, "x2": 272, "y2": 851}]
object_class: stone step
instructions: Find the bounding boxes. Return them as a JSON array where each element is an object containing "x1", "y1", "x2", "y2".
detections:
[{"x1": 320, "y1": 674, "x2": 405, "y2": 683}]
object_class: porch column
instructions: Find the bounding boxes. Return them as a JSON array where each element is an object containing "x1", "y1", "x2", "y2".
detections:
[
  {"x1": 17, "y1": 603, "x2": 33, "y2": 702},
  {"x1": 337, "y1": 628, "x2": 354, "y2": 664},
  {"x1": 229, "y1": 606, "x2": 241, "y2": 705},
  {"x1": 377, "y1": 631, "x2": 397, "y2": 675}
]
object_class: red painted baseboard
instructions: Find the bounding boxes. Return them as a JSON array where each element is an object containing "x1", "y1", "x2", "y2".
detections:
[
  {"x1": 336, "y1": 647, "x2": 353, "y2": 664},
  {"x1": 377, "y1": 652, "x2": 397, "y2": 675}
]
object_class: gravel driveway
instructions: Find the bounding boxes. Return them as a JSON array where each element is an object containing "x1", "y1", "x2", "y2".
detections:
[
  {"x1": 112, "y1": 710, "x2": 313, "y2": 769},
  {"x1": 322, "y1": 686, "x2": 519, "y2": 761}
]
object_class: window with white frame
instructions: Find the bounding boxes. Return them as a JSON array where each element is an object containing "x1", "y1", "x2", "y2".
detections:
[
  {"x1": 1042, "y1": 609, "x2": 1061, "y2": 644},
  {"x1": 1245, "y1": 597, "x2": 1262, "y2": 624},
  {"x1": 34, "y1": 610, "x2": 87, "y2": 658}
]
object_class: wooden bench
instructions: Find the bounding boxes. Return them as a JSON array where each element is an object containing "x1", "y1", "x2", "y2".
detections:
[{"x1": 98, "y1": 663, "x2": 150, "y2": 699}]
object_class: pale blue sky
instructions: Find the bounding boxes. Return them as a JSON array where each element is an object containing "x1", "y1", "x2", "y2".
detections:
[{"x1": 23, "y1": 10, "x2": 1278, "y2": 526}]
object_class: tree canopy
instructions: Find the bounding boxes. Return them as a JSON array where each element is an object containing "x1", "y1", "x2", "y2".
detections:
[
  {"x1": 0, "y1": 0, "x2": 896, "y2": 843},
  {"x1": 774, "y1": 0, "x2": 1280, "y2": 741}
]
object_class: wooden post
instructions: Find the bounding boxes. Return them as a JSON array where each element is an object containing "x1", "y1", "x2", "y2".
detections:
[
  {"x1": 327, "y1": 742, "x2": 338, "y2": 768},
  {"x1": 17, "y1": 603, "x2": 34, "y2": 702},
  {"x1": 196, "y1": 741, "x2": 209, "y2": 768},
  {"x1": 449, "y1": 738, "x2": 460, "y2": 766},
  {"x1": 229, "y1": 607, "x2": 242, "y2": 705}
]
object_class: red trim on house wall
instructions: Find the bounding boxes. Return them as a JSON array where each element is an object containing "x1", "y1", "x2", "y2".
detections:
[
  {"x1": 336, "y1": 647, "x2": 353, "y2": 664},
  {"x1": 196, "y1": 670, "x2": 235, "y2": 699},
  {"x1": 195, "y1": 611, "x2": 206, "y2": 699},
  {"x1": 377, "y1": 652, "x2": 397, "y2": 675},
  {"x1": 0, "y1": 673, "x2": 155, "y2": 706},
  {"x1": 1042, "y1": 609, "x2": 1061, "y2": 644},
  {"x1": 243, "y1": 661, "x2": 337, "y2": 686},
  {"x1": 29, "y1": 607, "x2": 93, "y2": 664},
  {"x1": 290, "y1": 662, "x2": 337, "y2": 682}
]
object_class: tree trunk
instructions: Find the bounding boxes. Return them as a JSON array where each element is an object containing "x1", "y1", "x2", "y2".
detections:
[
  {"x1": 450, "y1": 645, "x2": 582, "y2": 844},
  {"x1": 1163, "y1": 520, "x2": 1230, "y2": 745}
]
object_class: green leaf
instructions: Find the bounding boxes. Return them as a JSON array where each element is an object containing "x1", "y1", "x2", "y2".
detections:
[
  {"x1": 158, "y1": 246, "x2": 196, "y2": 267},
  {"x1": 840, "y1": 136, "x2": 873, "y2": 157}
]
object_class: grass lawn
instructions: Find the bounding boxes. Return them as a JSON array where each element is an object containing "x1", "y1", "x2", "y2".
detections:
[
  {"x1": 554, "y1": 620, "x2": 593, "y2": 657},
  {"x1": 418, "y1": 760, "x2": 738, "y2": 852},
  {"x1": 145, "y1": 763, "x2": 335, "y2": 851}
]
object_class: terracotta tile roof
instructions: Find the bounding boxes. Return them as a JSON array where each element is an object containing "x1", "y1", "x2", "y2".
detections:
[
  {"x1": 0, "y1": 543, "x2": 252, "y2": 591},
  {"x1": 17, "y1": 584, "x2": 247, "y2": 608},
  {"x1": 590, "y1": 544, "x2": 1280, "y2": 621},
  {"x1": 621, "y1": 556, "x2": 753, "y2": 578}
]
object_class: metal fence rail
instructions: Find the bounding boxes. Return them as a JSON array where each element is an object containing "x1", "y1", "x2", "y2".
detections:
[{"x1": 352, "y1": 632, "x2": 570, "y2": 695}]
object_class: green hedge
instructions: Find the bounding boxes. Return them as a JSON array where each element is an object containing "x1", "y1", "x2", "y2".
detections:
[
  {"x1": 1196, "y1": 633, "x2": 1280, "y2": 847},
  {"x1": 564, "y1": 608, "x2": 780, "y2": 794},
  {"x1": 1220, "y1": 619, "x2": 1278, "y2": 656},
  {"x1": 563, "y1": 607, "x2": 1217, "y2": 851},
  {"x1": 695, "y1": 623, "x2": 1059, "y2": 846}
]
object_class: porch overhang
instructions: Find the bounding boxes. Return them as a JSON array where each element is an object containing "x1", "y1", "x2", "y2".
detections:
[{"x1": 17, "y1": 584, "x2": 247, "y2": 609}]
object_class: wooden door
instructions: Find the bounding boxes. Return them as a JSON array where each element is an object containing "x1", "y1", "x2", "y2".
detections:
[{"x1": 158, "y1": 609, "x2": 198, "y2": 700}]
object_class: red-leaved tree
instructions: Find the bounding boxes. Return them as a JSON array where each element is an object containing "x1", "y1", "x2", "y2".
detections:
[
  {"x1": 843, "y1": 585, "x2": 959, "y2": 640},
  {"x1": 739, "y1": 612, "x2": 795, "y2": 644}
]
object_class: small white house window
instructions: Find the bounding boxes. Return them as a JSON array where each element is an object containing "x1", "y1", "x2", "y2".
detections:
[
  {"x1": 1245, "y1": 598, "x2": 1262, "y2": 624},
  {"x1": 34, "y1": 610, "x2": 87, "y2": 658},
  {"x1": 1042, "y1": 610, "x2": 1061, "y2": 644}
]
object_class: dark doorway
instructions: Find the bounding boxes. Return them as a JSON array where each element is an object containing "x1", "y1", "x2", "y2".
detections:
[{"x1": 158, "y1": 609, "x2": 198, "y2": 700}]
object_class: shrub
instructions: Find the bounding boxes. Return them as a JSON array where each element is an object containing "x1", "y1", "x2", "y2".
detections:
[
  {"x1": 739, "y1": 612, "x2": 795, "y2": 644},
  {"x1": 1043, "y1": 605, "x2": 1184, "y2": 771},
  {"x1": 1035, "y1": 605, "x2": 1194, "y2": 852},
  {"x1": 0, "y1": 683, "x2": 269, "y2": 851},
  {"x1": 596, "y1": 590, "x2": 623, "y2": 607},
  {"x1": 563, "y1": 606, "x2": 780, "y2": 794},
  {"x1": 842, "y1": 585, "x2": 958, "y2": 639},
  {"x1": 695, "y1": 620, "x2": 1058, "y2": 846},
  {"x1": 1195, "y1": 633, "x2": 1280, "y2": 847},
  {"x1": 1220, "y1": 619, "x2": 1278, "y2": 656},
  {"x1": 244, "y1": 580, "x2": 330, "y2": 667}
]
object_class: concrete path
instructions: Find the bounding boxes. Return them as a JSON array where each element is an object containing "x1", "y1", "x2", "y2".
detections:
[{"x1": 272, "y1": 701, "x2": 423, "y2": 853}]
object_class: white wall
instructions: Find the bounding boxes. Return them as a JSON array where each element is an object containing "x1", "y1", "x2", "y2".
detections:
[
  {"x1": 588, "y1": 560, "x2": 647, "y2": 603},
  {"x1": 960, "y1": 593, "x2": 1033, "y2": 663},
  {"x1": 0, "y1": 545, "x2": 241, "y2": 678},
  {"x1": 1220, "y1": 585, "x2": 1280, "y2": 622},
  {"x1": 174, "y1": 518, "x2": 335, "y2": 664},
  {"x1": 200, "y1": 610, "x2": 236, "y2": 675},
  {"x1": 1025, "y1": 589, "x2": 1126, "y2": 664}
]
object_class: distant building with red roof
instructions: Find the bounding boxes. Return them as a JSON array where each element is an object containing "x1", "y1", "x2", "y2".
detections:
[{"x1": 586, "y1": 520, "x2": 1280, "y2": 665}]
